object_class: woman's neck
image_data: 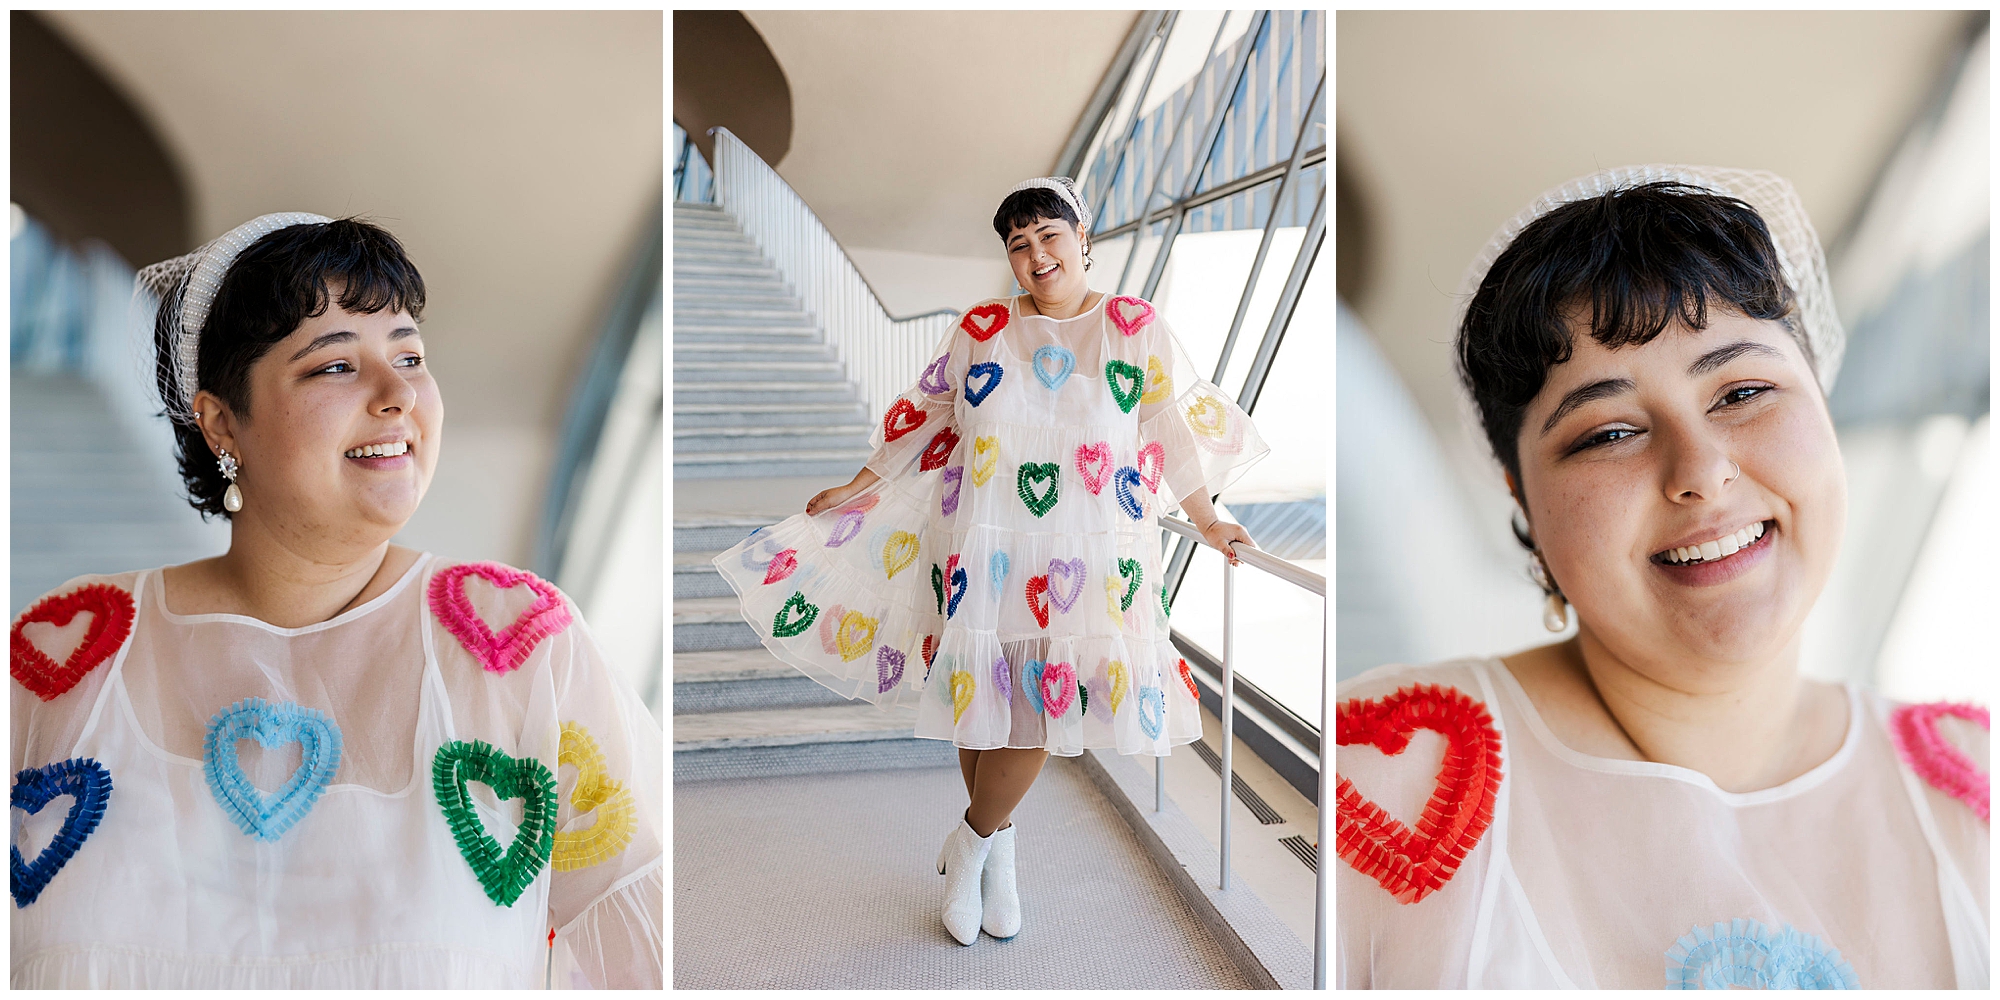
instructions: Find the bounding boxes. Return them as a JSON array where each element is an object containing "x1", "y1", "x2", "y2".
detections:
[
  {"x1": 1022, "y1": 284, "x2": 1099, "y2": 320},
  {"x1": 165, "y1": 514, "x2": 415, "y2": 628},
  {"x1": 1505, "y1": 632, "x2": 1847, "y2": 793}
]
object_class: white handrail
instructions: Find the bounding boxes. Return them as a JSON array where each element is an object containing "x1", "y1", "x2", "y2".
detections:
[
  {"x1": 1157, "y1": 513, "x2": 1328, "y2": 989},
  {"x1": 706, "y1": 127, "x2": 960, "y2": 420}
]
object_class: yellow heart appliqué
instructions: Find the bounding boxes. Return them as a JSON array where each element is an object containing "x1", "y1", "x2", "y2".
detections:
[
  {"x1": 883, "y1": 531, "x2": 921, "y2": 580},
  {"x1": 1104, "y1": 575, "x2": 1125, "y2": 627},
  {"x1": 950, "y1": 669, "x2": 975, "y2": 724},
  {"x1": 1142, "y1": 354, "x2": 1173, "y2": 404},
  {"x1": 1106, "y1": 660, "x2": 1129, "y2": 714},
  {"x1": 1186, "y1": 395, "x2": 1230, "y2": 438},
  {"x1": 971, "y1": 436, "x2": 999, "y2": 487},
  {"x1": 552, "y1": 721, "x2": 637, "y2": 872},
  {"x1": 835, "y1": 610, "x2": 878, "y2": 662}
]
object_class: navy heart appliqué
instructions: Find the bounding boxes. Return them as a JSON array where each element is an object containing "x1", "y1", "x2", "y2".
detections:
[
  {"x1": 965, "y1": 362, "x2": 1004, "y2": 406},
  {"x1": 947, "y1": 566, "x2": 968, "y2": 618},
  {"x1": 11, "y1": 758, "x2": 112, "y2": 908}
]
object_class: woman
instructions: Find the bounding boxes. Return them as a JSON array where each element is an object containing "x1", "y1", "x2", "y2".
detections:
[
  {"x1": 1335, "y1": 167, "x2": 1988, "y2": 989},
  {"x1": 9, "y1": 214, "x2": 662, "y2": 988},
  {"x1": 713, "y1": 177, "x2": 1267, "y2": 945}
]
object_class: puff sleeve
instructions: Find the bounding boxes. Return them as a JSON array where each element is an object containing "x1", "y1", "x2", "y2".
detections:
[
  {"x1": 862, "y1": 318, "x2": 969, "y2": 484},
  {"x1": 1131, "y1": 305, "x2": 1270, "y2": 506}
]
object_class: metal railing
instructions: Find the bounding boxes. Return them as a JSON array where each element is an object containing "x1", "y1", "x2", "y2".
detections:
[
  {"x1": 705, "y1": 126, "x2": 960, "y2": 421},
  {"x1": 1157, "y1": 513, "x2": 1328, "y2": 989}
]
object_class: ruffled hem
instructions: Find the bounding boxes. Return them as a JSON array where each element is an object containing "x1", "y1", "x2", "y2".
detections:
[{"x1": 911, "y1": 632, "x2": 1205, "y2": 757}]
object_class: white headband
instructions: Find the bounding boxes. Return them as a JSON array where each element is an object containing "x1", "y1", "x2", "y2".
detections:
[
  {"x1": 1006, "y1": 177, "x2": 1092, "y2": 234},
  {"x1": 136, "y1": 211, "x2": 333, "y2": 423}
]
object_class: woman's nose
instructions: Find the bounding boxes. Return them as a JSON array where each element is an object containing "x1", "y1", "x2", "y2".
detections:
[
  {"x1": 1660, "y1": 421, "x2": 1737, "y2": 504},
  {"x1": 371, "y1": 363, "x2": 418, "y2": 414}
]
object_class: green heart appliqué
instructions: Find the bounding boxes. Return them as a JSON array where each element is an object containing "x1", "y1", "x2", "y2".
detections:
[
  {"x1": 931, "y1": 564, "x2": 945, "y2": 614},
  {"x1": 433, "y1": 740, "x2": 557, "y2": 907},
  {"x1": 1105, "y1": 360, "x2": 1145, "y2": 413},
  {"x1": 1117, "y1": 558, "x2": 1143, "y2": 611},
  {"x1": 1017, "y1": 463, "x2": 1061, "y2": 517},
  {"x1": 773, "y1": 591, "x2": 817, "y2": 637}
]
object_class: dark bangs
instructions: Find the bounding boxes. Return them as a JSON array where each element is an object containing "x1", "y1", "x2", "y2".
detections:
[{"x1": 992, "y1": 186, "x2": 1080, "y2": 240}]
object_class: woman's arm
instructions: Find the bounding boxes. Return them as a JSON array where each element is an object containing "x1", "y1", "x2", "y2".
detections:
[
  {"x1": 805, "y1": 466, "x2": 881, "y2": 516},
  {"x1": 1178, "y1": 489, "x2": 1256, "y2": 566}
]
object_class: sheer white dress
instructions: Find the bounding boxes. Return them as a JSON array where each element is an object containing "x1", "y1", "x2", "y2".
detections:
[
  {"x1": 10, "y1": 554, "x2": 662, "y2": 988},
  {"x1": 1336, "y1": 658, "x2": 1988, "y2": 989}
]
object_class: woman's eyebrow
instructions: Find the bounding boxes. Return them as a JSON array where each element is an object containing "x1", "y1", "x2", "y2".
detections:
[
  {"x1": 291, "y1": 330, "x2": 355, "y2": 361},
  {"x1": 1541, "y1": 377, "x2": 1635, "y2": 434},
  {"x1": 1687, "y1": 339, "x2": 1785, "y2": 377}
]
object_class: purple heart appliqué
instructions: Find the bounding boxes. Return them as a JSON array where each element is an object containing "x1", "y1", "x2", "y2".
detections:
[
  {"x1": 940, "y1": 466, "x2": 964, "y2": 517},
  {"x1": 1046, "y1": 557, "x2": 1086, "y2": 614},
  {"x1": 876, "y1": 647, "x2": 906, "y2": 694},
  {"x1": 917, "y1": 354, "x2": 952, "y2": 395},
  {"x1": 824, "y1": 508, "x2": 865, "y2": 547},
  {"x1": 992, "y1": 656, "x2": 1012, "y2": 704}
]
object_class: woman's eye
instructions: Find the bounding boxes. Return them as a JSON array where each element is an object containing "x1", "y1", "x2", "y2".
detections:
[
  {"x1": 1570, "y1": 426, "x2": 1639, "y2": 454},
  {"x1": 396, "y1": 354, "x2": 424, "y2": 369},
  {"x1": 316, "y1": 361, "x2": 353, "y2": 375},
  {"x1": 1716, "y1": 384, "x2": 1772, "y2": 408}
]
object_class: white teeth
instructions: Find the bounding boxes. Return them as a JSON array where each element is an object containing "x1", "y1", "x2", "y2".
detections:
[
  {"x1": 1661, "y1": 520, "x2": 1767, "y2": 564},
  {"x1": 1033, "y1": 263, "x2": 1057, "y2": 276},
  {"x1": 344, "y1": 441, "x2": 409, "y2": 459}
]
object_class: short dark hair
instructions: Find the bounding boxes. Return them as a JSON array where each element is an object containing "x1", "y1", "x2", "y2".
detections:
[
  {"x1": 992, "y1": 185, "x2": 1083, "y2": 241},
  {"x1": 1457, "y1": 181, "x2": 1799, "y2": 487},
  {"x1": 154, "y1": 217, "x2": 427, "y2": 517}
]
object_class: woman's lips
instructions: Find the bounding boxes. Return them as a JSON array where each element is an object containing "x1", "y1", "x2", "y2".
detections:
[
  {"x1": 344, "y1": 439, "x2": 412, "y2": 470},
  {"x1": 1651, "y1": 520, "x2": 1776, "y2": 587}
]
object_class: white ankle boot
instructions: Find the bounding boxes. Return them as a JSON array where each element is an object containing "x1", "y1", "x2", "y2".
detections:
[
  {"x1": 935, "y1": 817, "x2": 993, "y2": 945},
  {"x1": 981, "y1": 823, "x2": 1020, "y2": 938}
]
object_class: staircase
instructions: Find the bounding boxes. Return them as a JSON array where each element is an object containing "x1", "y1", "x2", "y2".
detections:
[{"x1": 671, "y1": 202, "x2": 875, "y2": 480}]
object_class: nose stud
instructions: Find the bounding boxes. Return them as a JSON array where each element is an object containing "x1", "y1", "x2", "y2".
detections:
[{"x1": 1725, "y1": 461, "x2": 1740, "y2": 485}]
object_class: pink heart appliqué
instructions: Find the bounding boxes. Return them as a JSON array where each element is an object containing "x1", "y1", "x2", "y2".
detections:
[
  {"x1": 1889, "y1": 701, "x2": 1990, "y2": 821},
  {"x1": 1136, "y1": 441, "x2": 1165, "y2": 493},
  {"x1": 1074, "y1": 441, "x2": 1112, "y2": 495},
  {"x1": 1107, "y1": 296, "x2": 1154, "y2": 337},
  {"x1": 763, "y1": 549, "x2": 799, "y2": 585},
  {"x1": 429, "y1": 562, "x2": 573, "y2": 675},
  {"x1": 1040, "y1": 660, "x2": 1077, "y2": 718}
]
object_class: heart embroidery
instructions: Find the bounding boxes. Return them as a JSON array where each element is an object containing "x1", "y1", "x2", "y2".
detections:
[
  {"x1": 1020, "y1": 659, "x2": 1047, "y2": 715},
  {"x1": 1105, "y1": 360, "x2": 1145, "y2": 413},
  {"x1": 11, "y1": 584, "x2": 136, "y2": 701},
  {"x1": 922, "y1": 634, "x2": 937, "y2": 668},
  {"x1": 739, "y1": 534, "x2": 791, "y2": 573},
  {"x1": 965, "y1": 362, "x2": 1004, "y2": 406},
  {"x1": 932, "y1": 564, "x2": 946, "y2": 614},
  {"x1": 1142, "y1": 354, "x2": 1173, "y2": 404},
  {"x1": 992, "y1": 656, "x2": 1012, "y2": 704},
  {"x1": 940, "y1": 466, "x2": 965, "y2": 517},
  {"x1": 824, "y1": 508, "x2": 866, "y2": 548},
  {"x1": 1017, "y1": 462, "x2": 1061, "y2": 517},
  {"x1": 876, "y1": 647, "x2": 906, "y2": 694},
  {"x1": 1106, "y1": 661, "x2": 1129, "y2": 714},
  {"x1": 1888, "y1": 701, "x2": 1990, "y2": 821},
  {"x1": 920, "y1": 427, "x2": 960, "y2": 472},
  {"x1": 1137, "y1": 441, "x2": 1165, "y2": 493},
  {"x1": 971, "y1": 436, "x2": 1000, "y2": 487},
  {"x1": 947, "y1": 560, "x2": 968, "y2": 619},
  {"x1": 961, "y1": 303, "x2": 1010, "y2": 342},
  {"x1": 552, "y1": 722, "x2": 636, "y2": 872},
  {"x1": 1137, "y1": 686, "x2": 1165, "y2": 739},
  {"x1": 203, "y1": 698, "x2": 343, "y2": 842},
  {"x1": 882, "y1": 398, "x2": 927, "y2": 442},
  {"x1": 1040, "y1": 660, "x2": 1077, "y2": 718},
  {"x1": 430, "y1": 563, "x2": 573, "y2": 676},
  {"x1": 1665, "y1": 919, "x2": 1860, "y2": 990},
  {"x1": 1104, "y1": 575, "x2": 1125, "y2": 625},
  {"x1": 917, "y1": 353, "x2": 952, "y2": 395},
  {"x1": 989, "y1": 551, "x2": 1011, "y2": 595},
  {"x1": 1046, "y1": 558, "x2": 1085, "y2": 615},
  {"x1": 1336, "y1": 683, "x2": 1504, "y2": 905},
  {"x1": 816, "y1": 603, "x2": 850, "y2": 655},
  {"x1": 1116, "y1": 558, "x2": 1144, "y2": 611},
  {"x1": 763, "y1": 549, "x2": 800, "y2": 585},
  {"x1": 835, "y1": 611, "x2": 878, "y2": 662},
  {"x1": 1074, "y1": 441, "x2": 1112, "y2": 495},
  {"x1": 772, "y1": 592, "x2": 817, "y2": 637},
  {"x1": 1113, "y1": 466, "x2": 1146, "y2": 520},
  {"x1": 1108, "y1": 295, "x2": 1155, "y2": 337},
  {"x1": 882, "y1": 532, "x2": 920, "y2": 580},
  {"x1": 1025, "y1": 575, "x2": 1052, "y2": 629},
  {"x1": 1178, "y1": 658, "x2": 1201, "y2": 701},
  {"x1": 1185, "y1": 395, "x2": 1245, "y2": 454},
  {"x1": 950, "y1": 669, "x2": 975, "y2": 723},
  {"x1": 433, "y1": 739, "x2": 557, "y2": 907},
  {"x1": 1033, "y1": 344, "x2": 1076, "y2": 391},
  {"x1": 10, "y1": 757, "x2": 112, "y2": 907}
]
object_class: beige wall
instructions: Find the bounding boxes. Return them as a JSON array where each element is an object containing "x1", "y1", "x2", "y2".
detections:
[
  {"x1": 743, "y1": 11, "x2": 1136, "y2": 310},
  {"x1": 44, "y1": 11, "x2": 663, "y2": 564}
]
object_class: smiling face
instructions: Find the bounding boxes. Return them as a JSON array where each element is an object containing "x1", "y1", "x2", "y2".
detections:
[
  {"x1": 1515, "y1": 307, "x2": 1845, "y2": 682},
  {"x1": 1005, "y1": 216, "x2": 1089, "y2": 305},
  {"x1": 197, "y1": 291, "x2": 442, "y2": 549}
]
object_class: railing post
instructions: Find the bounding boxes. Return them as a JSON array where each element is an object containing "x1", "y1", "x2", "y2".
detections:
[
  {"x1": 1155, "y1": 755, "x2": 1164, "y2": 813},
  {"x1": 1220, "y1": 549, "x2": 1234, "y2": 891}
]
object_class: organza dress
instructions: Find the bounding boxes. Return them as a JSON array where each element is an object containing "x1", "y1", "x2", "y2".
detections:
[
  {"x1": 714, "y1": 293, "x2": 1267, "y2": 755},
  {"x1": 9, "y1": 554, "x2": 662, "y2": 988},
  {"x1": 1335, "y1": 658, "x2": 1989, "y2": 989}
]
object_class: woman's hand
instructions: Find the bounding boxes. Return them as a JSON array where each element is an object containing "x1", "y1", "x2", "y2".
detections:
[
  {"x1": 1199, "y1": 519, "x2": 1256, "y2": 566},
  {"x1": 805, "y1": 468, "x2": 880, "y2": 516}
]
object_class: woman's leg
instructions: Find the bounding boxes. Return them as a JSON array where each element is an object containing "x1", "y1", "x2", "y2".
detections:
[
  {"x1": 964, "y1": 747, "x2": 1049, "y2": 837},
  {"x1": 958, "y1": 748, "x2": 980, "y2": 799}
]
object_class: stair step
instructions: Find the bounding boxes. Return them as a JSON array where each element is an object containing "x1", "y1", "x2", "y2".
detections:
[
  {"x1": 673, "y1": 263, "x2": 783, "y2": 280},
  {"x1": 673, "y1": 516, "x2": 779, "y2": 552},
  {"x1": 673, "y1": 361, "x2": 847, "y2": 382},
  {"x1": 672, "y1": 343, "x2": 833, "y2": 360},
  {"x1": 673, "y1": 451, "x2": 874, "y2": 481},
  {"x1": 673, "y1": 308, "x2": 816, "y2": 324},
  {"x1": 673, "y1": 383, "x2": 866, "y2": 405},
  {"x1": 673, "y1": 427, "x2": 870, "y2": 454},
  {"x1": 672, "y1": 326, "x2": 821, "y2": 342},
  {"x1": 673, "y1": 403, "x2": 867, "y2": 428},
  {"x1": 672, "y1": 702, "x2": 954, "y2": 782}
]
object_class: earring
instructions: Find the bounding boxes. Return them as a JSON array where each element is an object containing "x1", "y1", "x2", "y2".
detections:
[
  {"x1": 217, "y1": 448, "x2": 243, "y2": 512},
  {"x1": 1528, "y1": 551, "x2": 1568, "y2": 632},
  {"x1": 1082, "y1": 243, "x2": 1093, "y2": 271}
]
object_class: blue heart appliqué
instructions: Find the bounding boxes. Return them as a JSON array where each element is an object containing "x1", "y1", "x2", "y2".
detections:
[
  {"x1": 1665, "y1": 918, "x2": 1859, "y2": 990},
  {"x1": 10, "y1": 758, "x2": 112, "y2": 908},
  {"x1": 1113, "y1": 465, "x2": 1145, "y2": 520},
  {"x1": 1032, "y1": 345, "x2": 1076, "y2": 391},
  {"x1": 1021, "y1": 659, "x2": 1047, "y2": 715},
  {"x1": 947, "y1": 567, "x2": 968, "y2": 618},
  {"x1": 989, "y1": 551, "x2": 1011, "y2": 598},
  {"x1": 965, "y1": 362, "x2": 1004, "y2": 406},
  {"x1": 203, "y1": 698, "x2": 343, "y2": 842},
  {"x1": 1137, "y1": 685, "x2": 1165, "y2": 739}
]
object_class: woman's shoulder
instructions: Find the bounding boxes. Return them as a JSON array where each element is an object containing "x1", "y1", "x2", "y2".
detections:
[
  {"x1": 11, "y1": 570, "x2": 149, "y2": 703},
  {"x1": 423, "y1": 556, "x2": 580, "y2": 676}
]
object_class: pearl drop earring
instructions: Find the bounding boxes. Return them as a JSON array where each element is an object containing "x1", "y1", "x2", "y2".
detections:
[
  {"x1": 1528, "y1": 550, "x2": 1568, "y2": 632},
  {"x1": 217, "y1": 448, "x2": 243, "y2": 512}
]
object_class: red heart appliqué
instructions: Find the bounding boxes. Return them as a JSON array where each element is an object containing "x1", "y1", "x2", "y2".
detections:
[
  {"x1": 922, "y1": 634, "x2": 937, "y2": 668},
  {"x1": 1025, "y1": 575, "x2": 1051, "y2": 629},
  {"x1": 883, "y1": 399, "x2": 927, "y2": 443},
  {"x1": 961, "y1": 303, "x2": 1010, "y2": 343},
  {"x1": 1889, "y1": 701, "x2": 1990, "y2": 822},
  {"x1": 1336, "y1": 683, "x2": 1503, "y2": 904},
  {"x1": 919, "y1": 427, "x2": 960, "y2": 472},
  {"x1": 11, "y1": 584, "x2": 136, "y2": 701},
  {"x1": 428, "y1": 562, "x2": 573, "y2": 675},
  {"x1": 1178, "y1": 658, "x2": 1201, "y2": 701},
  {"x1": 763, "y1": 549, "x2": 799, "y2": 586}
]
